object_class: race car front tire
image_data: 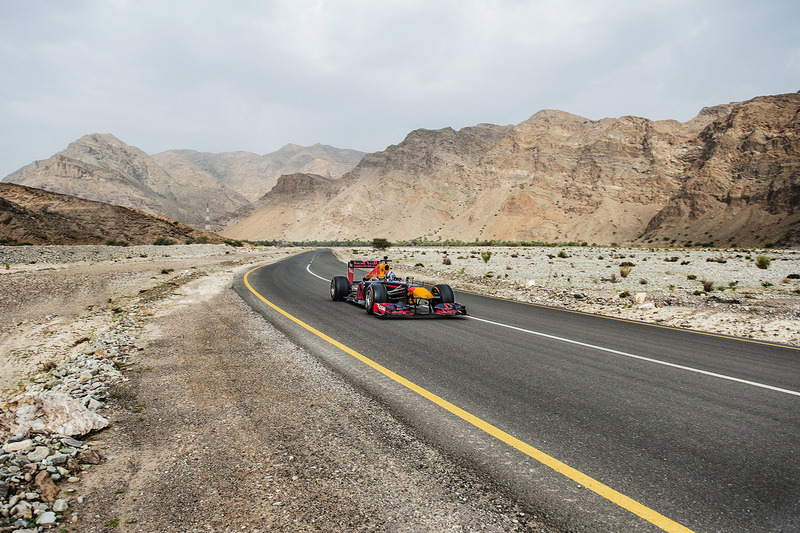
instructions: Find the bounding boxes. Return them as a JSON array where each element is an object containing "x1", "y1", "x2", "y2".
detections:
[
  {"x1": 365, "y1": 283, "x2": 388, "y2": 314},
  {"x1": 432, "y1": 284, "x2": 455, "y2": 304},
  {"x1": 331, "y1": 276, "x2": 349, "y2": 301}
]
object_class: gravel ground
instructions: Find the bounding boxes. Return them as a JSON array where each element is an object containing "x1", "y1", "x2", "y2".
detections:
[{"x1": 2, "y1": 243, "x2": 798, "y2": 533}]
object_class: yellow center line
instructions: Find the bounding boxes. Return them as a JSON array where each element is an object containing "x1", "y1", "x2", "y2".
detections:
[{"x1": 243, "y1": 264, "x2": 696, "y2": 533}]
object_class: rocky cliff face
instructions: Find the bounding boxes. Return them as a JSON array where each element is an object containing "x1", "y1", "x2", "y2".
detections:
[
  {"x1": 0, "y1": 183, "x2": 221, "y2": 245},
  {"x1": 223, "y1": 92, "x2": 799, "y2": 247},
  {"x1": 644, "y1": 93, "x2": 800, "y2": 246}
]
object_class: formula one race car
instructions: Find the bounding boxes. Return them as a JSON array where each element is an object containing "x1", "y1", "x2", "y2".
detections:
[{"x1": 330, "y1": 256, "x2": 467, "y2": 317}]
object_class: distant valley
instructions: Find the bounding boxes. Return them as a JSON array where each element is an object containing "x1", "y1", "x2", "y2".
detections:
[{"x1": 3, "y1": 91, "x2": 799, "y2": 247}]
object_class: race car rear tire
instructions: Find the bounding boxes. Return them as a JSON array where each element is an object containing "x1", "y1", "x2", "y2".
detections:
[
  {"x1": 365, "y1": 283, "x2": 388, "y2": 314},
  {"x1": 330, "y1": 276, "x2": 349, "y2": 301},
  {"x1": 432, "y1": 284, "x2": 455, "y2": 304}
]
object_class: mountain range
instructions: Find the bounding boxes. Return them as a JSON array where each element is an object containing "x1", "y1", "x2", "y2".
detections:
[
  {"x1": 224, "y1": 92, "x2": 799, "y2": 247},
  {"x1": 3, "y1": 91, "x2": 799, "y2": 247},
  {"x1": 4, "y1": 137, "x2": 365, "y2": 228}
]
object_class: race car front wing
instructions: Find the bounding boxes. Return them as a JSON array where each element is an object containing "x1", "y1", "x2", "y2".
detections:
[{"x1": 372, "y1": 301, "x2": 467, "y2": 317}]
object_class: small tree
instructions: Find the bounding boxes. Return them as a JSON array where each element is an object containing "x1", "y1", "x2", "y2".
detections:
[
  {"x1": 372, "y1": 237, "x2": 391, "y2": 251},
  {"x1": 480, "y1": 250, "x2": 492, "y2": 263}
]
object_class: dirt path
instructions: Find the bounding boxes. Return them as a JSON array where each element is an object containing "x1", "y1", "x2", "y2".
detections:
[{"x1": 26, "y1": 259, "x2": 544, "y2": 532}]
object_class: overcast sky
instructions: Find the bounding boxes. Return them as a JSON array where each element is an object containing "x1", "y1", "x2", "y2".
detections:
[{"x1": 1, "y1": 0, "x2": 798, "y2": 178}]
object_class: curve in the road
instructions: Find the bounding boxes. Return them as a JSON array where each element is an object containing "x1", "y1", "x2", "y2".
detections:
[{"x1": 243, "y1": 262, "x2": 695, "y2": 533}]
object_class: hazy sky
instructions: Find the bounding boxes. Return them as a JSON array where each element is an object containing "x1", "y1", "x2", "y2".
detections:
[{"x1": 1, "y1": 0, "x2": 798, "y2": 178}]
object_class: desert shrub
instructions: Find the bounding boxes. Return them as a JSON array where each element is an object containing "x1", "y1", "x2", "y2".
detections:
[
  {"x1": 619, "y1": 291, "x2": 631, "y2": 298},
  {"x1": 787, "y1": 273, "x2": 800, "y2": 279},
  {"x1": 557, "y1": 250, "x2": 569, "y2": 258},
  {"x1": 481, "y1": 250, "x2": 492, "y2": 263},
  {"x1": 414, "y1": 262, "x2": 424, "y2": 267},
  {"x1": 442, "y1": 256, "x2": 452, "y2": 265},
  {"x1": 755, "y1": 256, "x2": 771, "y2": 269},
  {"x1": 703, "y1": 280, "x2": 714, "y2": 292},
  {"x1": 639, "y1": 279, "x2": 648, "y2": 285},
  {"x1": 153, "y1": 237, "x2": 176, "y2": 246},
  {"x1": 619, "y1": 261, "x2": 635, "y2": 267},
  {"x1": 161, "y1": 268, "x2": 174, "y2": 275},
  {"x1": 762, "y1": 281, "x2": 774, "y2": 287},
  {"x1": 619, "y1": 265, "x2": 632, "y2": 278},
  {"x1": 484, "y1": 272, "x2": 494, "y2": 278},
  {"x1": 681, "y1": 260, "x2": 691, "y2": 265},
  {"x1": 687, "y1": 274, "x2": 697, "y2": 280},
  {"x1": 664, "y1": 257, "x2": 679, "y2": 262},
  {"x1": 668, "y1": 284, "x2": 675, "y2": 291}
]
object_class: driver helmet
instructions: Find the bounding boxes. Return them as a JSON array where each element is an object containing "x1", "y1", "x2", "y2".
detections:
[{"x1": 386, "y1": 270, "x2": 398, "y2": 281}]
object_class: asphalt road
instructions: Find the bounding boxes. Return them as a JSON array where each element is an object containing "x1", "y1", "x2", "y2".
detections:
[{"x1": 235, "y1": 249, "x2": 800, "y2": 532}]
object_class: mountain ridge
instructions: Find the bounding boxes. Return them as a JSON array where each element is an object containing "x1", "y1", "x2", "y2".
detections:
[
  {"x1": 0, "y1": 183, "x2": 221, "y2": 246},
  {"x1": 223, "y1": 91, "x2": 799, "y2": 247},
  {"x1": 4, "y1": 138, "x2": 365, "y2": 227}
]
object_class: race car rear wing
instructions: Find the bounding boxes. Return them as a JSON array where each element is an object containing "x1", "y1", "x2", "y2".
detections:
[{"x1": 348, "y1": 257, "x2": 391, "y2": 283}]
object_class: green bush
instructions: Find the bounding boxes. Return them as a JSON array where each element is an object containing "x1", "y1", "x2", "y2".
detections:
[
  {"x1": 480, "y1": 250, "x2": 492, "y2": 263},
  {"x1": 152, "y1": 237, "x2": 176, "y2": 246},
  {"x1": 619, "y1": 291, "x2": 631, "y2": 298},
  {"x1": 755, "y1": 255, "x2": 771, "y2": 269}
]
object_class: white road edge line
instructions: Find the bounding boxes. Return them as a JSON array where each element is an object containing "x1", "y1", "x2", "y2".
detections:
[
  {"x1": 306, "y1": 259, "x2": 799, "y2": 397},
  {"x1": 467, "y1": 315, "x2": 800, "y2": 397}
]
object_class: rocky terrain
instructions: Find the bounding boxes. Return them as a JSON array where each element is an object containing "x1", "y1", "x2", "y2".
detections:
[
  {"x1": 3, "y1": 137, "x2": 364, "y2": 228},
  {"x1": 225, "y1": 92, "x2": 800, "y2": 247},
  {"x1": 0, "y1": 184, "x2": 221, "y2": 246}
]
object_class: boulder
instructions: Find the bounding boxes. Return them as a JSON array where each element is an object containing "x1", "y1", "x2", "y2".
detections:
[{"x1": 1, "y1": 391, "x2": 108, "y2": 438}]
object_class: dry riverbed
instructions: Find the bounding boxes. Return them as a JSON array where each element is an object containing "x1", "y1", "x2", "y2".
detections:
[{"x1": 1, "y1": 244, "x2": 798, "y2": 532}]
